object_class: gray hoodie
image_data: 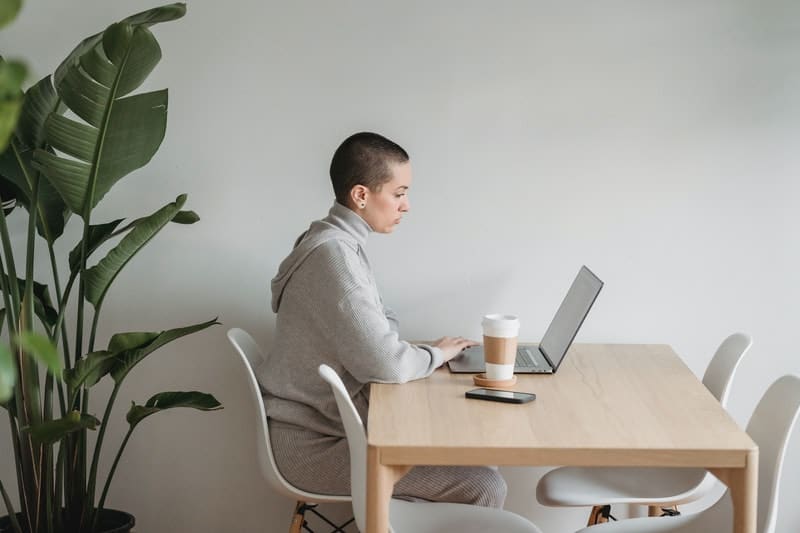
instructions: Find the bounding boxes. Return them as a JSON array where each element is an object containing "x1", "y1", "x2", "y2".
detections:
[{"x1": 257, "y1": 201, "x2": 443, "y2": 436}]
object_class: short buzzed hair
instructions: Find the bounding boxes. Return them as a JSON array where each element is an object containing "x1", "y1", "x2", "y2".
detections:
[{"x1": 329, "y1": 132, "x2": 409, "y2": 205}]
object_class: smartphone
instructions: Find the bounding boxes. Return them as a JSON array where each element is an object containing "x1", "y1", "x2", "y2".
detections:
[{"x1": 465, "y1": 388, "x2": 536, "y2": 404}]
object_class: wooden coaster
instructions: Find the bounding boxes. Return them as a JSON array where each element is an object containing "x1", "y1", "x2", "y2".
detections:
[{"x1": 473, "y1": 374, "x2": 517, "y2": 388}]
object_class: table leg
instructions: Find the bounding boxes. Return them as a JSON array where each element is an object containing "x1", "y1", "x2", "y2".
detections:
[
  {"x1": 711, "y1": 448, "x2": 758, "y2": 533},
  {"x1": 366, "y1": 445, "x2": 409, "y2": 533}
]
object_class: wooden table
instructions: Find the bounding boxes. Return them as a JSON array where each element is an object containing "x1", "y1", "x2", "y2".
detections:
[{"x1": 366, "y1": 344, "x2": 757, "y2": 533}]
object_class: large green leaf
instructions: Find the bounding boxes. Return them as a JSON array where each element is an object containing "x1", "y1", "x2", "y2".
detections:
[
  {"x1": 0, "y1": 58, "x2": 26, "y2": 152},
  {"x1": 68, "y1": 218, "x2": 124, "y2": 273},
  {"x1": 29, "y1": 279, "x2": 57, "y2": 328},
  {"x1": 68, "y1": 207, "x2": 197, "y2": 275},
  {"x1": 0, "y1": 75, "x2": 71, "y2": 241},
  {"x1": 21, "y1": 77, "x2": 71, "y2": 242},
  {"x1": 15, "y1": 331, "x2": 61, "y2": 377},
  {"x1": 54, "y1": 3, "x2": 187, "y2": 87},
  {"x1": 32, "y1": 160, "x2": 71, "y2": 241},
  {"x1": 110, "y1": 318, "x2": 219, "y2": 383},
  {"x1": 171, "y1": 210, "x2": 199, "y2": 224},
  {"x1": 2, "y1": 75, "x2": 72, "y2": 241},
  {"x1": 107, "y1": 331, "x2": 159, "y2": 353},
  {"x1": 84, "y1": 195, "x2": 186, "y2": 308},
  {"x1": 33, "y1": 21, "x2": 169, "y2": 218},
  {"x1": 0, "y1": 343, "x2": 15, "y2": 403},
  {"x1": 0, "y1": 142, "x2": 72, "y2": 243},
  {"x1": 24, "y1": 411, "x2": 100, "y2": 445},
  {"x1": 62, "y1": 331, "x2": 163, "y2": 389},
  {"x1": 17, "y1": 75, "x2": 62, "y2": 150},
  {"x1": 2, "y1": 275, "x2": 58, "y2": 327},
  {"x1": 63, "y1": 350, "x2": 115, "y2": 389},
  {"x1": 0, "y1": 142, "x2": 29, "y2": 197},
  {"x1": 126, "y1": 391, "x2": 222, "y2": 428},
  {"x1": 0, "y1": 146, "x2": 23, "y2": 210}
]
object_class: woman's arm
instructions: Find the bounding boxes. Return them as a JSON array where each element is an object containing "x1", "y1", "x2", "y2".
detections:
[
  {"x1": 307, "y1": 239, "x2": 472, "y2": 383},
  {"x1": 333, "y1": 283, "x2": 444, "y2": 383},
  {"x1": 382, "y1": 303, "x2": 400, "y2": 333}
]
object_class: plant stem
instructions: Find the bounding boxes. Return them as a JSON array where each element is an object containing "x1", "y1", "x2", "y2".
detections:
[
  {"x1": 73, "y1": 391, "x2": 89, "y2": 530},
  {"x1": 76, "y1": 219, "x2": 90, "y2": 379},
  {"x1": 85, "y1": 382, "x2": 120, "y2": 525},
  {"x1": 53, "y1": 440, "x2": 65, "y2": 532},
  {"x1": 19, "y1": 139, "x2": 38, "y2": 349},
  {"x1": 1, "y1": 204, "x2": 38, "y2": 532},
  {"x1": 93, "y1": 425, "x2": 133, "y2": 533},
  {"x1": 74, "y1": 223, "x2": 96, "y2": 530},
  {"x1": 7, "y1": 413, "x2": 31, "y2": 532},
  {"x1": 44, "y1": 444, "x2": 53, "y2": 533},
  {"x1": 75, "y1": 278, "x2": 85, "y2": 375},
  {"x1": 43, "y1": 373, "x2": 54, "y2": 533},
  {"x1": 52, "y1": 271, "x2": 77, "y2": 370},
  {"x1": 89, "y1": 307, "x2": 100, "y2": 354},
  {"x1": 0, "y1": 255, "x2": 25, "y2": 525},
  {"x1": 55, "y1": 379, "x2": 66, "y2": 421},
  {"x1": 0, "y1": 478, "x2": 23, "y2": 533},
  {"x1": 0, "y1": 202, "x2": 20, "y2": 332},
  {"x1": 74, "y1": 170, "x2": 93, "y2": 529},
  {"x1": 0, "y1": 253, "x2": 15, "y2": 337},
  {"x1": 18, "y1": 140, "x2": 45, "y2": 533},
  {"x1": 45, "y1": 245, "x2": 70, "y2": 426},
  {"x1": 47, "y1": 243, "x2": 72, "y2": 369}
]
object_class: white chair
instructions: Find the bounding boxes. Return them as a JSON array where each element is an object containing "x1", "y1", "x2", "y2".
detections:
[
  {"x1": 573, "y1": 373, "x2": 800, "y2": 533},
  {"x1": 227, "y1": 328, "x2": 353, "y2": 533},
  {"x1": 537, "y1": 333, "x2": 752, "y2": 524},
  {"x1": 317, "y1": 363, "x2": 543, "y2": 533}
]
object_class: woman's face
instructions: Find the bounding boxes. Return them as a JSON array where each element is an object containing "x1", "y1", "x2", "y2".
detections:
[{"x1": 358, "y1": 162, "x2": 412, "y2": 234}]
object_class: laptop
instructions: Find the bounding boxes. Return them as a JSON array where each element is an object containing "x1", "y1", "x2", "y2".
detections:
[{"x1": 448, "y1": 265, "x2": 603, "y2": 374}]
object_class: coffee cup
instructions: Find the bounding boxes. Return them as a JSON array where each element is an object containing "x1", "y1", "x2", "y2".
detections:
[{"x1": 481, "y1": 314, "x2": 520, "y2": 380}]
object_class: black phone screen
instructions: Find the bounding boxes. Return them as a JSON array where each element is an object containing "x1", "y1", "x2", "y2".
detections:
[{"x1": 465, "y1": 388, "x2": 536, "y2": 404}]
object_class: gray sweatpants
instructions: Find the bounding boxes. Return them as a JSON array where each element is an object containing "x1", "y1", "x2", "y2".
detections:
[{"x1": 269, "y1": 420, "x2": 507, "y2": 508}]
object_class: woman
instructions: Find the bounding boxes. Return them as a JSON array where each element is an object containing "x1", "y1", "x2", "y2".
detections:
[{"x1": 257, "y1": 132, "x2": 507, "y2": 507}]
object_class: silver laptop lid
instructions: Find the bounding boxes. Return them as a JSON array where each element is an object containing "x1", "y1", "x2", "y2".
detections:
[{"x1": 539, "y1": 266, "x2": 603, "y2": 372}]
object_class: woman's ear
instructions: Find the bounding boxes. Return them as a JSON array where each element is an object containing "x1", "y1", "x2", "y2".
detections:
[{"x1": 350, "y1": 185, "x2": 369, "y2": 209}]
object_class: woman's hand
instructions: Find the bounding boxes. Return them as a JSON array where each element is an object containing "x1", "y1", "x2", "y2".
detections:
[{"x1": 431, "y1": 336, "x2": 480, "y2": 362}]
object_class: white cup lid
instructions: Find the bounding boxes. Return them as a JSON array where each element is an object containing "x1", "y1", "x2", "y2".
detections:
[{"x1": 481, "y1": 314, "x2": 520, "y2": 338}]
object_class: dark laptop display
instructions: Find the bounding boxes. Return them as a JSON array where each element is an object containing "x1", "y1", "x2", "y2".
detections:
[{"x1": 447, "y1": 266, "x2": 603, "y2": 374}]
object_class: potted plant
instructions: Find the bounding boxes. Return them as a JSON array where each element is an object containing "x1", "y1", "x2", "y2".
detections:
[{"x1": 0, "y1": 3, "x2": 222, "y2": 532}]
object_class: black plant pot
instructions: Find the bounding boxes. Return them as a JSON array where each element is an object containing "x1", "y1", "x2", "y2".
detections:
[{"x1": 0, "y1": 509, "x2": 135, "y2": 533}]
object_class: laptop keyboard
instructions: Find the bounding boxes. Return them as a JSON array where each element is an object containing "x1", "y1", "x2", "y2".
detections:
[{"x1": 515, "y1": 347, "x2": 538, "y2": 367}]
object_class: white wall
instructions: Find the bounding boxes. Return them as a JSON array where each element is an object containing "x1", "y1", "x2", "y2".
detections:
[{"x1": 2, "y1": 1, "x2": 799, "y2": 531}]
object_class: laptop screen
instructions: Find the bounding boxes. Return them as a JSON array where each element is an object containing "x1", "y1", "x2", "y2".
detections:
[{"x1": 539, "y1": 266, "x2": 603, "y2": 371}]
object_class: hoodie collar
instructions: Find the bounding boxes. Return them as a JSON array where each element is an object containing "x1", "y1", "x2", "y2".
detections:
[
  {"x1": 324, "y1": 201, "x2": 372, "y2": 246},
  {"x1": 270, "y1": 201, "x2": 372, "y2": 312}
]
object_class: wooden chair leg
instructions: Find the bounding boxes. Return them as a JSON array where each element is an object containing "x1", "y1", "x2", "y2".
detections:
[
  {"x1": 289, "y1": 501, "x2": 306, "y2": 533},
  {"x1": 588, "y1": 505, "x2": 611, "y2": 526},
  {"x1": 648, "y1": 505, "x2": 661, "y2": 517}
]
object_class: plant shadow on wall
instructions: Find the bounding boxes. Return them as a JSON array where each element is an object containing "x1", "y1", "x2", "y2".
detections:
[{"x1": 0, "y1": 3, "x2": 222, "y2": 533}]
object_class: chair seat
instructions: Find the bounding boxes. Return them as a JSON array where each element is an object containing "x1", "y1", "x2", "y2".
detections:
[
  {"x1": 390, "y1": 499, "x2": 542, "y2": 533},
  {"x1": 574, "y1": 492, "x2": 731, "y2": 532},
  {"x1": 537, "y1": 466, "x2": 710, "y2": 507}
]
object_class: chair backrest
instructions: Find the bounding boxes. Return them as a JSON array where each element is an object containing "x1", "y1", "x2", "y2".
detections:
[
  {"x1": 226, "y1": 328, "x2": 305, "y2": 500},
  {"x1": 746, "y1": 374, "x2": 800, "y2": 533},
  {"x1": 318, "y1": 364, "x2": 370, "y2": 531},
  {"x1": 702, "y1": 332, "x2": 752, "y2": 406}
]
